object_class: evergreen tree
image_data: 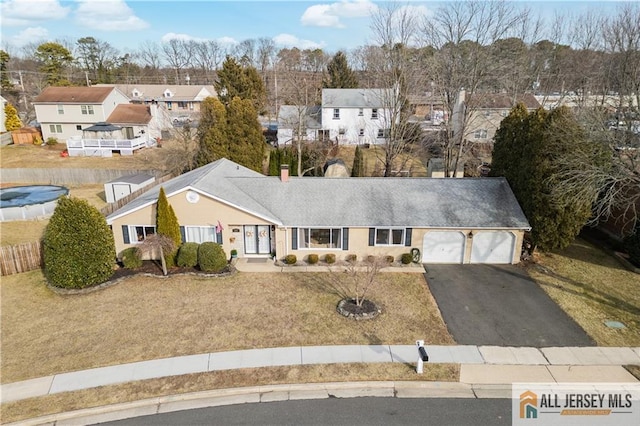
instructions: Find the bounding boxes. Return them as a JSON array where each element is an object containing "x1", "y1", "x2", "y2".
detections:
[
  {"x1": 196, "y1": 97, "x2": 229, "y2": 166},
  {"x1": 351, "y1": 145, "x2": 364, "y2": 177},
  {"x1": 43, "y1": 197, "x2": 115, "y2": 289},
  {"x1": 215, "y1": 56, "x2": 266, "y2": 112},
  {"x1": 34, "y1": 42, "x2": 74, "y2": 86},
  {"x1": 0, "y1": 50, "x2": 12, "y2": 91},
  {"x1": 491, "y1": 105, "x2": 597, "y2": 253},
  {"x1": 4, "y1": 103, "x2": 22, "y2": 131},
  {"x1": 323, "y1": 51, "x2": 358, "y2": 88},
  {"x1": 226, "y1": 97, "x2": 265, "y2": 172},
  {"x1": 156, "y1": 187, "x2": 181, "y2": 267}
]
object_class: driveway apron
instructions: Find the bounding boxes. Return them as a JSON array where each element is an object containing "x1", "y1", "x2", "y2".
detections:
[{"x1": 424, "y1": 264, "x2": 595, "y2": 347}]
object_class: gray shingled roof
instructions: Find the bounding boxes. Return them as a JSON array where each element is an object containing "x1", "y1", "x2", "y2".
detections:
[
  {"x1": 322, "y1": 88, "x2": 388, "y2": 108},
  {"x1": 107, "y1": 159, "x2": 530, "y2": 230},
  {"x1": 278, "y1": 105, "x2": 322, "y2": 129}
]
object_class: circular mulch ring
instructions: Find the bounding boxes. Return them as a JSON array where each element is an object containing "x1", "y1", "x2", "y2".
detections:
[{"x1": 336, "y1": 298, "x2": 381, "y2": 320}]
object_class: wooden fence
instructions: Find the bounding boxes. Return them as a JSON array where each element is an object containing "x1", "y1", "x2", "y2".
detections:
[
  {"x1": 0, "y1": 241, "x2": 43, "y2": 276},
  {"x1": 100, "y1": 172, "x2": 176, "y2": 216}
]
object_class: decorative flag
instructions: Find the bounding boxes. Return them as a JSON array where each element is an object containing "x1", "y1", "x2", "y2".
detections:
[{"x1": 215, "y1": 220, "x2": 224, "y2": 233}]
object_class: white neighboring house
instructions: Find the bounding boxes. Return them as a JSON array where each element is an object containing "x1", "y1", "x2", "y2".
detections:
[
  {"x1": 33, "y1": 86, "x2": 130, "y2": 142},
  {"x1": 0, "y1": 95, "x2": 7, "y2": 133},
  {"x1": 277, "y1": 105, "x2": 322, "y2": 146},
  {"x1": 321, "y1": 88, "x2": 394, "y2": 145}
]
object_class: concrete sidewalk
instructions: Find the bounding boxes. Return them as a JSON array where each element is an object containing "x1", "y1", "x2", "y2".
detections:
[{"x1": 3, "y1": 345, "x2": 639, "y2": 404}]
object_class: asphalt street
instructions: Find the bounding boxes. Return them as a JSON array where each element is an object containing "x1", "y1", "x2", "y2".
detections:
[{"x1": 99, "y1": 397, "x2": 512, "y2": 426}]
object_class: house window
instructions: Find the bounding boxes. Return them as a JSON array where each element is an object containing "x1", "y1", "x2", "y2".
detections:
[
  {"x1": 371, "y1": 108, "x2": 378, "y2": 119},
  {"x1": 333, "y1": 108, "x2": 340, "y2": 119},
  {"x1": 358, "y1": 128, "x2": 364, "y2": 136},
  {"x1": 166, "y1": 101, "x2": 173, "y2": 110},
  {"x1": 178, "y1": 101, "x2": 188, "y2": 109},
  {"x1": 377, "y1": 128, "x2": 389, "y2": 138},
  {"x1": 184, "y1": 226, "x2": 216, "y2": 244},
  {"x1": 299, "y1": 228, "x2": 342, "y2": 249},
  {"x1": 49, "y1": 124, "x2": 63, "y2": 133},
  {"x1": 375, "y1": 228, "x2": 405, "y2": 246},
  {"x1": 57, "y1": 105, "x2": 64, "y2": 114},
  {"x1": 474, "y1": 129, "x2": 488, "y2": 139},
  {"x1": 81, "y1": 105, "x2": 94, "y2": 115},
  {"x1": 128, "y1": 225, "x2": 156, "y2": 242},
  {"x1": 358, "y1": 108, "x2": 363, "y2": 116},
  {"x1": 339, "y1": 128, "x2": 346, "y2": 135},
  {"x1": 76, "y1": 125, "x2": 82, "y2": 130}
]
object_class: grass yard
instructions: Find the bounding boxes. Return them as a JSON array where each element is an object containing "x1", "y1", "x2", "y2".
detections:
[
  {"x1": 0, "y1": 270, "x2": 454, "y2": 384},
  {"x1": 527, "y1": 238, "x2": 640, "y2": 347},
  {"x1": 335, "y1": 145, "x2": 427, "y2": 177}
]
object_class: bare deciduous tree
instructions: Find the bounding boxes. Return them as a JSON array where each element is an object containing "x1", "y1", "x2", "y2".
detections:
[
  {"x1": 161, "y1": 38, "x2": 193, "y2": 84},
  {"x1": 328, "y1": 256, "x2": 387, "y2": 307},
  {"x1": 136, "y1": 234, "x2": 176, "y2": 276}
]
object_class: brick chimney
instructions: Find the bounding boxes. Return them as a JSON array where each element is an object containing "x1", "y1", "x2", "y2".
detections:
[{"x1": 280, "y1": 164, "x2": 289, "y2": 182}]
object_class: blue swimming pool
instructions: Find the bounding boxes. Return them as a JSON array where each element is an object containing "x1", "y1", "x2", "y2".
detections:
[{"x1": 0, "y1": 185, "x2": 69, "y2": 221}]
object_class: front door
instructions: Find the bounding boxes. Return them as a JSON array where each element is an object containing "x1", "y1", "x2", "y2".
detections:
[{"x1": 244, "y1": 225, "x2": 271, "y2": 255}]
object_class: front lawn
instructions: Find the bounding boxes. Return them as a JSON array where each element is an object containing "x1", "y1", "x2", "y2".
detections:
[
  {"x1": 0, "y1": 270, "x2": 453, "y2": 384},
  {"x1": 527, "y1": 238, "x2": 640, "y2": 347}
]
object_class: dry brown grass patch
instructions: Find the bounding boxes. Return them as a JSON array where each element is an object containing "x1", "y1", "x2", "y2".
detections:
[
  {"x1": 527, "y1": 238, "x2": 640, "y2": 347},
  {"x1": 1, "y1": 270, "x2": 453, "y2": 383},
  {"x1": 0, "y1": 363, "x2": 458, "y2": 424}
]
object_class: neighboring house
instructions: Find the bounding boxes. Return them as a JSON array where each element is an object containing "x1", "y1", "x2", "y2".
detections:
[
  {"x1": 277, "y1": 105, "x2": 322, "y2": 146},
  {"x1": 453, "y1": 91, "x2": 541, "y2": 143},
  {"x1": 107, "y1": 158, "x2": 531, "y2": 264},
  {"x1": 0, "y1": 95, "x2": 7, "y2": 133},
  {"x1": 33, "y1": 86, "x2": 129, "y2": 142},
  {"x1": 321, "y1": 88, "x2": 394, "y2": 145},
  {"x1": 96, "y1": 84, "x2": 216, "y2": 119}
]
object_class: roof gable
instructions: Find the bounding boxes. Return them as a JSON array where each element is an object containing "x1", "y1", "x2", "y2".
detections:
[{"x1": 107, "y1": 104, "x2": 152, "y2": 124}]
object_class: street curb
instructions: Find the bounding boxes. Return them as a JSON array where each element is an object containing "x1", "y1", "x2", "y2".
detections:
[{"x1": 4, "y1": 381, "x2": 481, "y2": 426}]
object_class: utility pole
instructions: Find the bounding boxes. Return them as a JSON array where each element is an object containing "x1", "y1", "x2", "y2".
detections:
[{"x1": 85, "y1": 71, "x2": 90, "y2": 87}]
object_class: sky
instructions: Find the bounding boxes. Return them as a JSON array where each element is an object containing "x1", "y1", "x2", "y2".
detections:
[{"x1": 0, "y1": 0, "x2": 633, "y2": 56}]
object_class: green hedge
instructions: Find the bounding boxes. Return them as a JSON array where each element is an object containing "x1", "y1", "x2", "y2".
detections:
[
  {"x1": 121, "y1": 247, "x2": 142, "y2": 269},
  {"x1": 177, "y1": 243, "x2": 199, "y2": 267},
  {"x1": 198, "y1": 242, "x2": 227, "y2": 272},
  {"x1": 43, "y1": 197, "x2": 115, "y2": 288}
]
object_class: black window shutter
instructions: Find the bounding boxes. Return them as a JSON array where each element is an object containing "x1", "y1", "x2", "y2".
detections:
[
  {"x1": 368, "y1": 228, "x2": 375, "y2": 246},
  {"x1": 405, "y1": 228, "x2": 412, "y2": 246},
  {"x1": 342, "y1": 228, "x2": 349, "y2": 250},
  {"x1": 122, "y1": 225, "x2": 130, "y2": 244},
  {"x1": 292, "y1": 227, "x2": 298, "y2": 250},
  {"x1": 216, "y1": 231, "x2": 223, "y2": 244},
  {"x1": 179, "y1": 226, "x2": 186, "y2": 243}
]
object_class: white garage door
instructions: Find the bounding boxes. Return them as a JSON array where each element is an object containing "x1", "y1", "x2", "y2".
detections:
[
  {"x1": 422, "y1": 231, "x2": 466, "y2": 263},
  {"x1": 470, "y1": 231, "x2": 515, "y2": 264}
]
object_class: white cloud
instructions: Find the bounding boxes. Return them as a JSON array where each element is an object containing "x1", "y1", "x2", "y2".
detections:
[
  {"x1": 217, "y1": 37, "x2": 238, "y2": 46},
  {"x1": 1, "y1": 0, "x2": 69, "y2": 26},
  {"x1": 74, "y1": 0, "x2": 149, "y2": 31},
  {"x1": 273, "y1": 34, "x2": 325, "y2": 50},
  {"x1": 7, "y1": 26, "x2": 49, "y2": 47},
  {"x1": 301, "y1": 0, "x2": 378, "y2": 28},
  {"x1": 161, "y1": 33, "x2": 206, "y2": 43}
]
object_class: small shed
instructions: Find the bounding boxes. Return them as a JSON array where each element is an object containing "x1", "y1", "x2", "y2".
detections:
[{"x1": 104, "y1": 173, "x2": 155, "y2": 203}]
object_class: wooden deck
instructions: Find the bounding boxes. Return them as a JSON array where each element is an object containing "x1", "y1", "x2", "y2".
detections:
[{"x1": 66, "y1": 136, "x2": 155, "y2": 157}]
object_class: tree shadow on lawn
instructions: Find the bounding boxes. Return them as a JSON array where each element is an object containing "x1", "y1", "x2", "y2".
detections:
[
  {"x1": 553, "y1": 233, "x2": 628, "y2": 272},
  {"x1": 532, "y1": 265, "x2": 640, "y2": 318}
]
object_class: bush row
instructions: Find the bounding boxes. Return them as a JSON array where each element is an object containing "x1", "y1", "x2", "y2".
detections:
[
  {"x1": 121, "y1": 242, "x2": 228, "y2": 273},
  {"x1": 283, "y1": 253, "x2": 417, "y2": 265}
]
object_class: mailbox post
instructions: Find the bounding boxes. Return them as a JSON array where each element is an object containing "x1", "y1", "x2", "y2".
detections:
[{"x1": 416, "y1": 340, "x2": 429, "y2": 374}]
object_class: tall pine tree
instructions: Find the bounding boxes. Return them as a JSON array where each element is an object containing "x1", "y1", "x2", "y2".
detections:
[
  {"x1": 226, "y1": 97, "x2": 265, "y2": 173},
  {"x1": 351, "y1": 145, "x2": 364, "y2": 176},
  {"x1": 196, "y1": 97, "x2": 229, "y2": 167},
  {"x1": 323, "y1": 51, "x2": 358, "y2": 88},
  {"x1": 215, "y1": 56, "x2": 266, "y2": 113}
]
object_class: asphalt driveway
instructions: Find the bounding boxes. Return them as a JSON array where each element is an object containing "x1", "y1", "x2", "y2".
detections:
[{"x1": 424, "y1": 264, "x2": 595, "y2": 347}]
